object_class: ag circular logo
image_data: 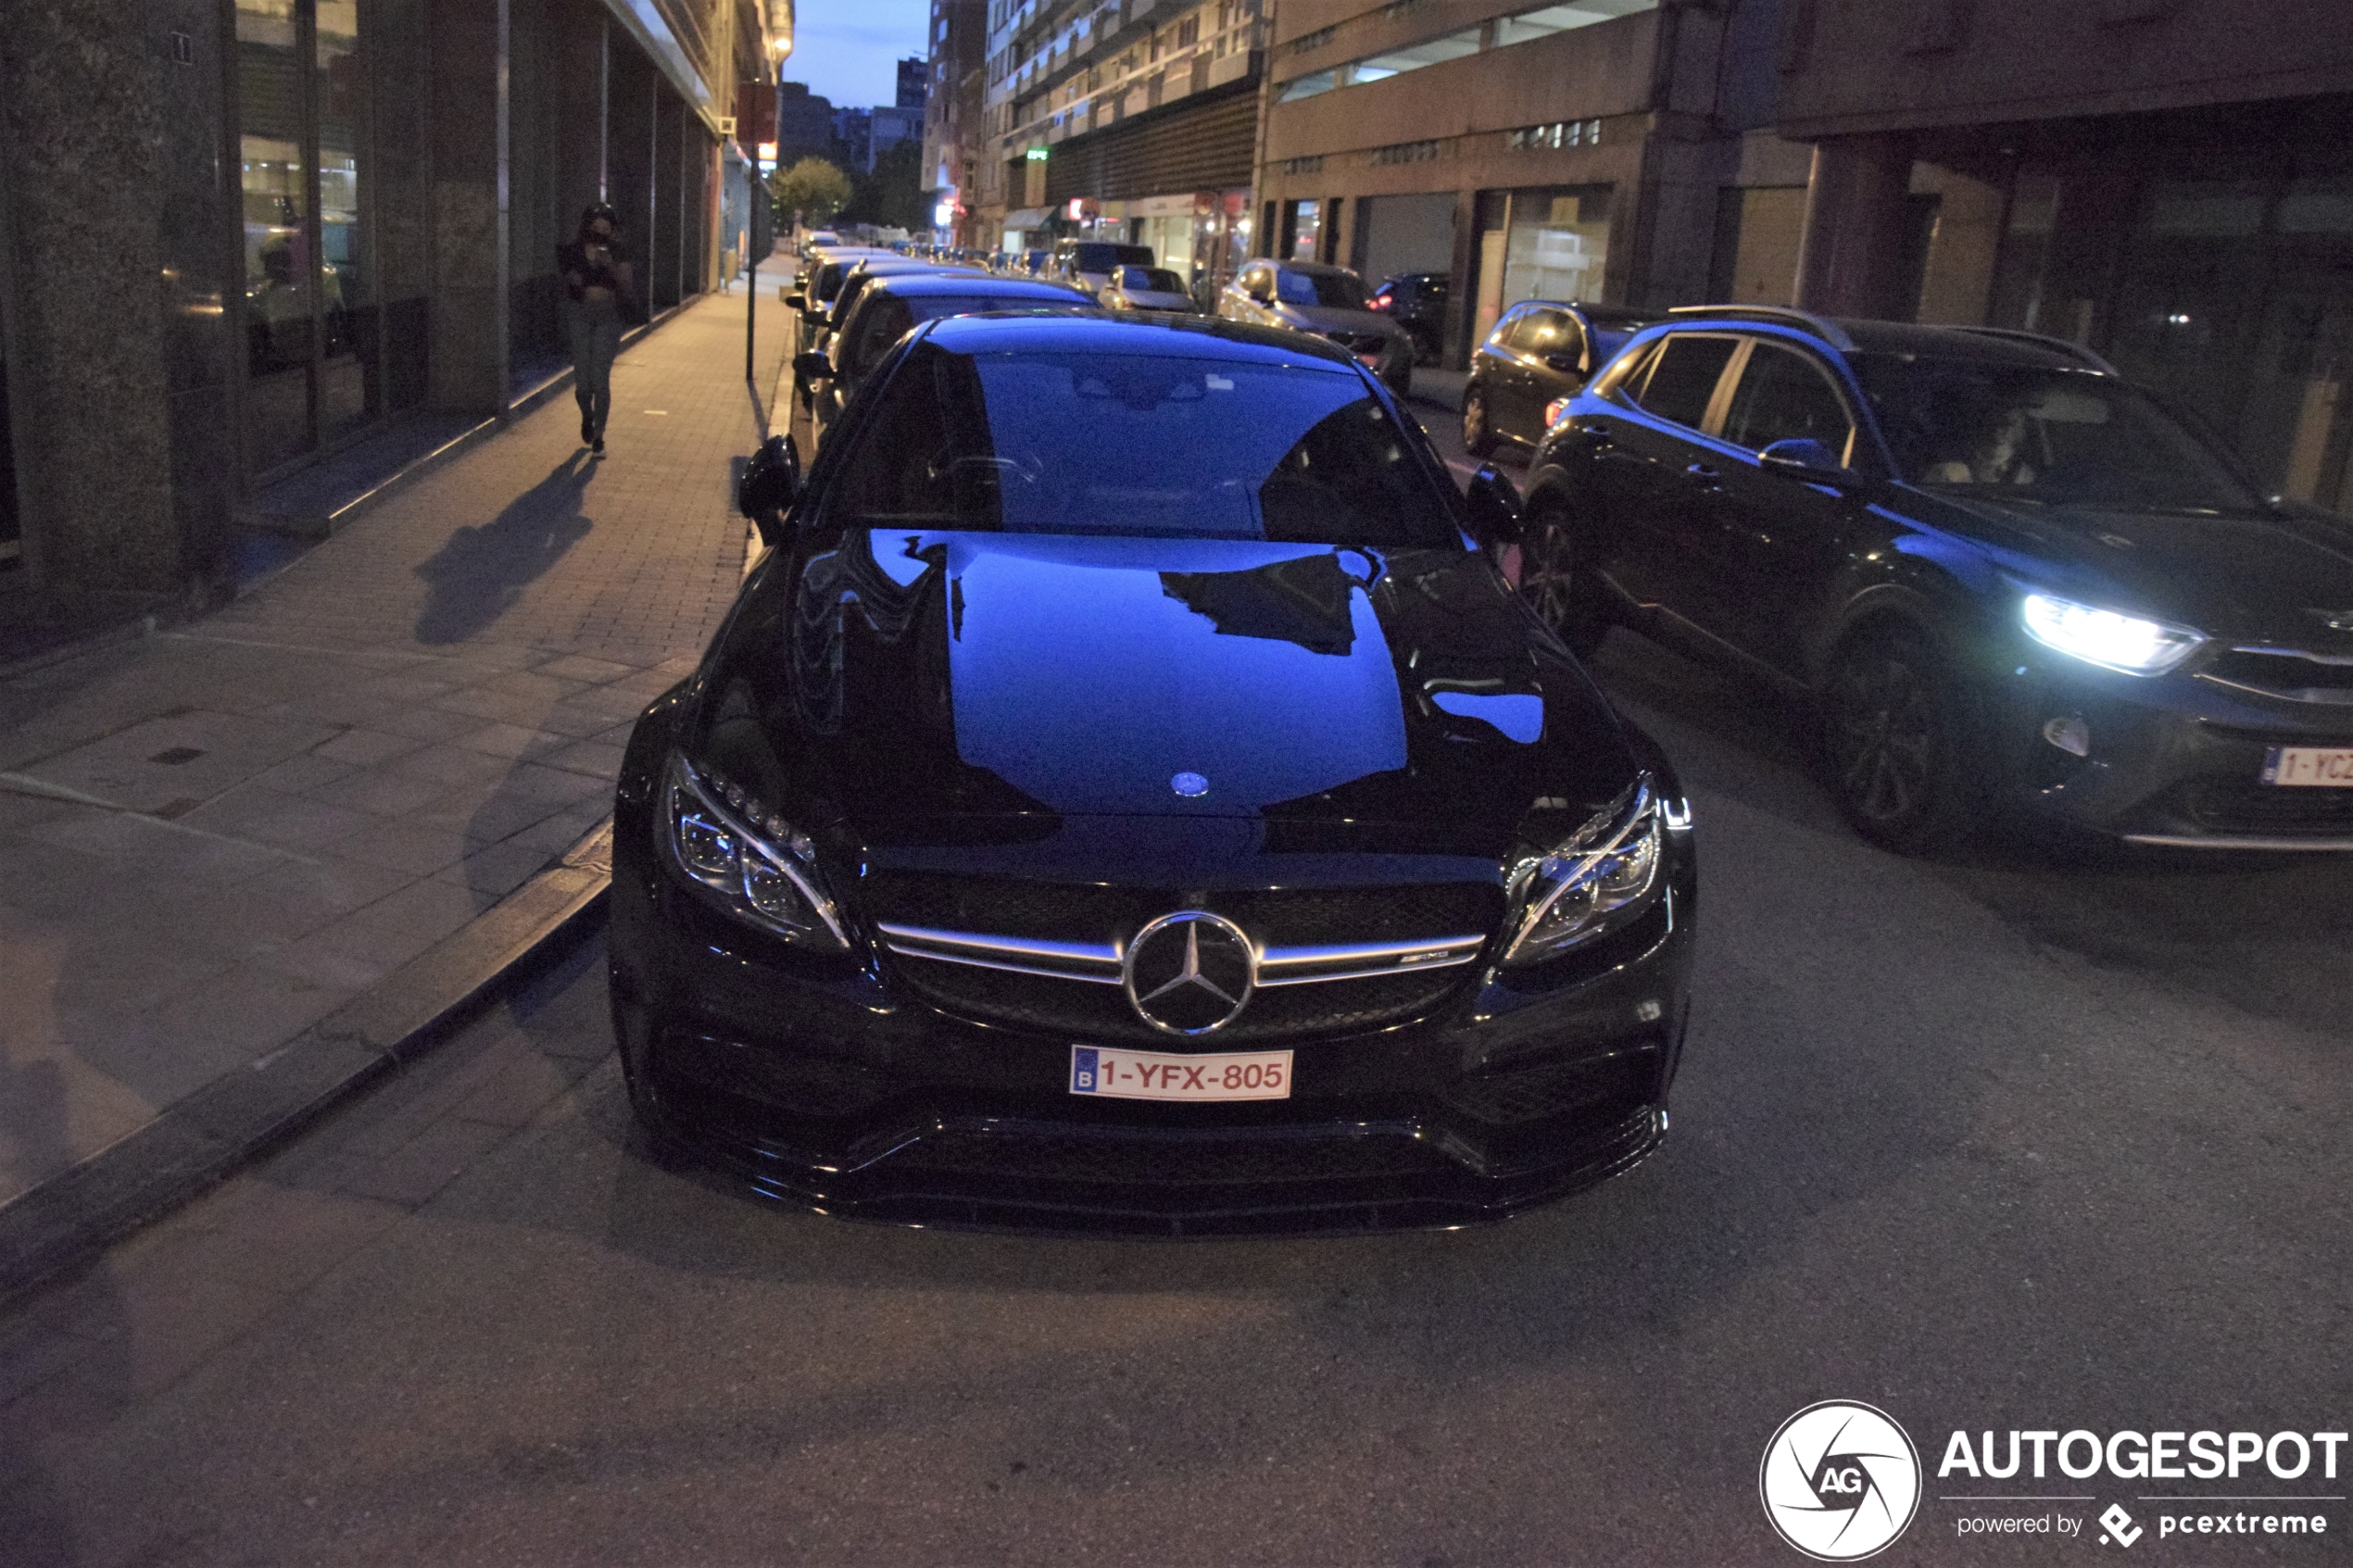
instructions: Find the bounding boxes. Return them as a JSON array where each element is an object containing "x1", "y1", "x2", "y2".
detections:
[
  {"x1": 1124, "y1": 910, "x2": 1253, "y2": 1035},
  {"x1": 1759, "y1": 1401, "x2": 1921, "y2": 1561}
]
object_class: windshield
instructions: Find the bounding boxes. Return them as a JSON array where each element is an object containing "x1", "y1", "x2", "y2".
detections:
[
  {"x1": 1277, "y1": 270, "x2": 1369, "y2": 310},
  {"x1": 1118, "y1": 268, "x2": 1189, "y2": 294},
  {"x1": 824, "y1": 343, "x2": 1457, "y2": 546},
  {"x1": 1067, "y1": 244, "x2": 1155, "y2": 272},
  {"x1": 1854, "y1": 356, "x2": 2261, "y2": 512}
]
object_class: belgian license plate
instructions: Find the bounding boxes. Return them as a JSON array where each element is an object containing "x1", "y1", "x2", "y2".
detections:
[
  {"x1": 2262, "y1": 746, "x2": 2353, "y2": 786},
  {"x1": 1070, "y1": 1045, "x2": 1292, "y2": 1102}
]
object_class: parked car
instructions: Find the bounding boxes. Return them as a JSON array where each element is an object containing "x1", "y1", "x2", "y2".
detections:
[
  {"x1": 613, "y1": 311, "x2": 1695, "y2": 1233},
  {"x1": 794, "y1": 271, "x2": 1093, "y2": 446},
  {"x1": 1368, "y1": 271, "x2": 1451, "y2": 363},
  {"x1": 1098, "y1": 265, "x2": 1200, "y2": 313},
  {"x1": 813, "y1": 257, "x2": 988, "y2": 356},
  {"x1": 792, "y1": 248, "x2": 894, "y2": 329},
  {"x1": 1052, "y1": 239, "x2": 1157, "y2": 295},
  {"x1": 1513, "y1": 303, "x2": 2353, "y2": 851},
  {"x1": 1217, "y1": 259, "x2": 1414, "y2": 397},
  {"x1": 1463, "y1": 300, "x2": 1661, "y2": 457}
]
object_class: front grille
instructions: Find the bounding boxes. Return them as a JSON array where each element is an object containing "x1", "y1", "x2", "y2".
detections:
[
  {"x1": 890, "y1": 951, "x2": 1472, "y2": 1044},
  {"x1": 890, "y1": 1125, "x2": 1453, "y2": 1186},
  {"x1": 2170, "y1": 775, "x2": 2353, "y2": 837},
  {"x1": 860, "y1": 872, "x2": 1502, "y2": 1043},
  {"x1": 861, "y1": 873, "x2": 1498, "y2": 949},
  {"x1": 2201, "y1": 647, "x2": 2353, "y2": 704}
]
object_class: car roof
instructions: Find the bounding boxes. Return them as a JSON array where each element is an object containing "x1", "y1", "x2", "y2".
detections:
[
  {"x1": 869, "y1": 274, "x2": 1088, "y2": 300},
  {"x1": 1657, "y1": 306, "x2": 2104, "y2": 371},
  {"x1": 1270, "y1": 260, "x2": 1360, "y2": 279},
  {"x1": 1835, "y1": 319, "x2": 2102, "y2": 370},
  {"x1": 922, "y1": 311, "x2": 1362, "y2": 370}
]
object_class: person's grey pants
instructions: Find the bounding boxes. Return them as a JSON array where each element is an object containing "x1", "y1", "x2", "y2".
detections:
[{"x1": 566, "y1": 297, "x2": 622, "y2": 440}]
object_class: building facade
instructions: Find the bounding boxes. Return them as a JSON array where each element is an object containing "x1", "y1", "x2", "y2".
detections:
[
  {"x1": 1767, "y1": 0, "x2": 2353, "y2": 510},
  {"x1": 977, "y1": 0, "x2": 1266, "y2": 287},
  {"x1": 922, "y1": 0, "x2": 991, "y2": 241},
  {"x1": 1258, "y1": 0, "x2": 1806, "y2": 367},
  {"x1": 0, "y1": 0, "x2": 788, "y2": 602}
]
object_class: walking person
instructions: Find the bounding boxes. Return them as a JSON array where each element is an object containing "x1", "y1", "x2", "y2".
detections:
[{"x1": 559, "y1": 203, "x2": 634, "y2": 455}]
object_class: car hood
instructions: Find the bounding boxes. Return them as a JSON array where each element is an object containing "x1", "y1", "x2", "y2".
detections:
[
  {"x1": 1908, "y1": 489, "x2": 2353, "y2": 644},
  {"x1": 1277, "y1": 303, "x2": 1406, "y2": 340},
  {"x1": 691, "y1": 532, "x2": 1638, "y2": 860}
]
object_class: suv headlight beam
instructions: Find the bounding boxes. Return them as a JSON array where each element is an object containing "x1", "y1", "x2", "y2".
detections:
[{"x1": 2020, "y1": 592, "x2": 2206, "y2": 676}]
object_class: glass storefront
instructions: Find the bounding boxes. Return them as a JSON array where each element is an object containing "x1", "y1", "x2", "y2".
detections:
[
  {"x1": 236, "y1": 0, "x2": 375, "y2": 474},
  {"x1": 1471, "y1": 185, "x2": 1612, "y2": 349},
  {"x1": 2000, "y1": 162, "x2": 2353, "y2": 513}
]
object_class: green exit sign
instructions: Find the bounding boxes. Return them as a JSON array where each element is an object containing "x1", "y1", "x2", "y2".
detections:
[{"x1": 1025, "y1": 146, "x2": 1050, "y2": 161}]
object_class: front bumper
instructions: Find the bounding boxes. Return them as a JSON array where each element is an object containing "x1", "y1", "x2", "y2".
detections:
[
  {"x1": 607, "y1": 847, "x2": 1694, "y2": 1236},
  {"x1": 1994, "y1": 656, "x2": 2353, "y2": 847}
]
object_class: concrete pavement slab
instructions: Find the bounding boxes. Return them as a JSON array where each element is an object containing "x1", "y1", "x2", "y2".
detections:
[{"x1": 0, "y1": 292, "x2": 770, "y2": 1248}]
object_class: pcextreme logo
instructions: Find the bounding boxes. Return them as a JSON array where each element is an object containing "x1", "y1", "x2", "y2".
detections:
[{"x1": 1761, "y1": 1401, "x2": 1924, "y2": 1561}]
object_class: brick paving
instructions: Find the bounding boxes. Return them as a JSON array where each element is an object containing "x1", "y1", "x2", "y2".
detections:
[{"x1": 0, "y1": 293, "x2": 777, "y2": 1207}]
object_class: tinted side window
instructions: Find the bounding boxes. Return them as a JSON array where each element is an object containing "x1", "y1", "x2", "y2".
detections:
[
  {"x1": 1635, "y1": 334, "x2": 1740, "y2": 429},
  {"x1": 1517, "y1": 309, "x2": 1583, "y2": 364},
  {"x1": 845, "y1": 296, "x2": 919, "y2": 376},
  {"x1": 1488, "y1": 306, "x2": 1530, "y2": 349},
  {"x1": 1721, "y1": 343, "x2": 1855, "y2": 457}
]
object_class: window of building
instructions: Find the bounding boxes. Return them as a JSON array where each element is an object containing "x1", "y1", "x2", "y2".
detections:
[{"x1": 1493, "y1": 0, "x2": 1655, "y2": 46}]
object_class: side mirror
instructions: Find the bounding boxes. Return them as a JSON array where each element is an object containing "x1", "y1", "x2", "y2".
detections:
[
  {"x1": 793, "y1": 350, "x2": 833, "y2": 383},
  {"x1": 784, "y1": 291, "x2": 804, "y2": 307},
  {"x1": 736, "y1": 433, "x2": 803, "y2": 548},
  {"x1": 1758, "y1": 437, "x2": 1857, "y2": 487},
  {"x1": 1464, "y1": 462, "x2": 1523, "y2": 546}
]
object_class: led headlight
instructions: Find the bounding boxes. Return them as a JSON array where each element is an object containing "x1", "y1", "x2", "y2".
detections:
[
  {"x1": 663, "y1": 753, "x2": 850, "y2": 952},
  {"x1": 1502, "y1": 776, "x2": 1667, "y2": 967},
  {"x1": 2020, "y1": 593, "x2": 2206, "y2": 676}
]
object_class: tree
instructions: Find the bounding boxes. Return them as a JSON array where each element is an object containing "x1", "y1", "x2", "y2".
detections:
[
  {"x1": 768, "y1": 157, "x2": 852, "y2": 230},
  {"x1": 838, "y1": 139, "x2": 927, "y2": 232}
]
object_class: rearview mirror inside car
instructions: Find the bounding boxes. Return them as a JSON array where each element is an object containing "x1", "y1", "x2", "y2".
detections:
[
  {"x1": 1758, "y1": 437, "x2": 1857, "y2": 487},
  {"x1": 1464, "y1": 463, "x2": 1524, "y2": 546}
]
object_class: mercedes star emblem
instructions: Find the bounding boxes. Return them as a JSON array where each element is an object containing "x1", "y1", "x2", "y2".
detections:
[{"x1": 1123, "y1": 910, "x2": 1254, "y2": 1035}]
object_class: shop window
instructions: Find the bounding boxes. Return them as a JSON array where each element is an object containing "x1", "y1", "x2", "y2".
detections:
[{"x1": 234, "y1": 0, "x2": 376, "y2": 474}]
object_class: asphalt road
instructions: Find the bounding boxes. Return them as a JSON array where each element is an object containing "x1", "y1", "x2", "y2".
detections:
[{"x1": 4, "y1": 408, "x2": 2350, "y2": 1567}]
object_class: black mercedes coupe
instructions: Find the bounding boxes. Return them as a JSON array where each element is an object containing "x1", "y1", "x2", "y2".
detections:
[{"x1": 607, "y1": 313, "x2": 1694, "y2": 1234}]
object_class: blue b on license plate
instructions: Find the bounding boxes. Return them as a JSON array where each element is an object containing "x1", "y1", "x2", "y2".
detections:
[
  {"x1": 2262, "y1": 746, "x2": 2353, "y2": 786},
  {"x1": 1070, "y1": 1045, "x2": 1292, "y2": 1101}
]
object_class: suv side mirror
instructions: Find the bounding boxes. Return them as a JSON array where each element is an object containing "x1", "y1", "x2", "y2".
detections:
[
  {"x1": 1758, "y1": 437, "x2": 1857, "y2": 487},
  {"x1": 1464, "y1": 462, "x2": 1523, "y2": 546},
  {"x1": 793, "y1": 350, "x2": 834, "y2": 383},
  {"x1": 736, "y1": 433, "x2": 803, "y2": 548}
]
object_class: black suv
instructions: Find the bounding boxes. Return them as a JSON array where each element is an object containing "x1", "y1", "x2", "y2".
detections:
[
  {"x1": 1464, "y1": 300, "x2": 1659, "y2": 457},
  {"x1": 1513, "y1": 305, "x2": 2353, "y2": 851}
]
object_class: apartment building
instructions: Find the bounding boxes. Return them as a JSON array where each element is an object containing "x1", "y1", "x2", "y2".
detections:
[
  {"x1": 1257, "y1": 0, "x2": 1801, "y2": 367},
  {"x1": 984, "y1": 0, "x2": 1267, "y2": 288}
]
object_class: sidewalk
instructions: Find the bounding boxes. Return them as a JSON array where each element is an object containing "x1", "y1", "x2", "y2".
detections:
[{"x1": 0, "y1": 291, "x2": 778, "y2": 1218}]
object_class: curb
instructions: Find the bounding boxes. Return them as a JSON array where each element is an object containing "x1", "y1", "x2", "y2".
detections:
[{"x1": 0, "y1": 821, "x2": 615, "y2": 1304}]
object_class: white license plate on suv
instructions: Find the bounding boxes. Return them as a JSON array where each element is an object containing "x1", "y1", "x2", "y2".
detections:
[
  {"x1": 1070, "y1": 1045, "x2": 1292, "y2": 1102},
  {"x1": 2262, "y1": 746, "x2": 2353, "y2": 787}
]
